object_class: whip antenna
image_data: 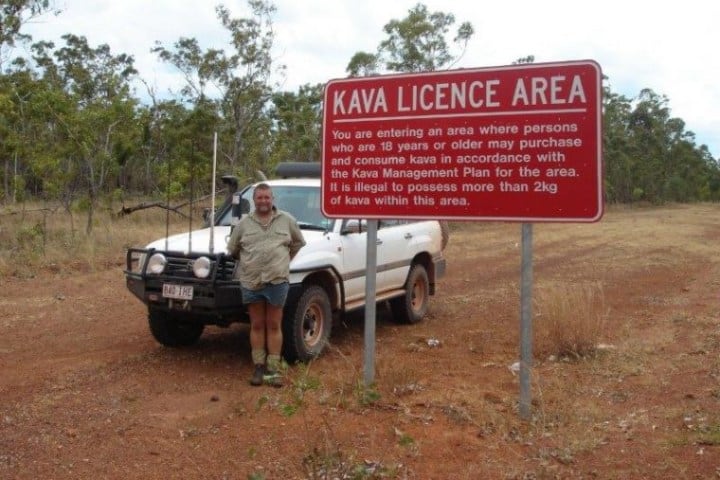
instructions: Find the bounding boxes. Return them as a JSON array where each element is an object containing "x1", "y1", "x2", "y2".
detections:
[
  {"x1": 164, "y1": 150, "x2": 171, "y2": 251},
  {"x1": 209, "y1": 132, "x2": 218, "y2": 254}
]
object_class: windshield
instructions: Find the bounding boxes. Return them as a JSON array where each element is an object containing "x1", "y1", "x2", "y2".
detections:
[{"x1": 217, "y1": 185, "x2": 333, "y2": 230}]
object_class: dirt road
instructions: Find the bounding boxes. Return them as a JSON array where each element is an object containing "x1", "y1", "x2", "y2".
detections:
[{"x1": 2, "y1": 204, "x2": 719, "y2": 479}]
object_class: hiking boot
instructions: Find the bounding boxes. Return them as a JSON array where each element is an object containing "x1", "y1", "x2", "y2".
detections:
[
  {"x1": 263, "y1": 370, "x2": 283, "y2": 388},
  {"x1": 249, "y1": 364, "x2": 265, "y2": 386}
]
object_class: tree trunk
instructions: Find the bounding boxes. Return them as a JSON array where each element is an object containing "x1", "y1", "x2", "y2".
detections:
[
  {"x1": 86, "y1": 185, "x2": 95, "y2": 235},
  {"x1": 3, "y1": 158, "x2": 9, "y2": 204},
  {"x1": 85, "y1": 201, "x2": 94, "y2": 235}
]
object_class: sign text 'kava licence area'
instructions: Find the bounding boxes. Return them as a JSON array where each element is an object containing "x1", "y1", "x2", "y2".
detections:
[{"x1": 321, "y1": 60, "x2": 603, "y2": 222}]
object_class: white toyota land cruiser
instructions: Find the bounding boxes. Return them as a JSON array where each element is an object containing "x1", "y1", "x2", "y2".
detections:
[{"x1": 125, "y1": 163, "x2": 446, "y2": 362}]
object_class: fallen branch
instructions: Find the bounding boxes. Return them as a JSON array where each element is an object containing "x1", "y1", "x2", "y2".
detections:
[
  {"x1": 117, "y1": 188, "x2": 228, "y2": 218},
  {"x1": 117, "y1": 201, "x2": 188, "y2": 218},
  {"x1": 169, "y1": 189, "x2": 226, "y2": 210}
]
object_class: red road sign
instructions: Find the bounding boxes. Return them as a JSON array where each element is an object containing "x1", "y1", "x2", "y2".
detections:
[{"x1": 321, "y1": 60, "x2": 603, "y2": 222}]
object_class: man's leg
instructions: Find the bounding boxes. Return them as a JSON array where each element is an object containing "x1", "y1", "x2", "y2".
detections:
[
  {"x1": 247, "y1": 301, "x2": 267, "y2": 386},
  {"x1": 265, "y1": 303, "x2": 283, "y2": 358},
  {"x1": 263, "y1": 303, "x2": 285, "y2": 387}
]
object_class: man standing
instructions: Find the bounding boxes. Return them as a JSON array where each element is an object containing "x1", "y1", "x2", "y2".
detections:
[{"x1": 227, "y1": 183, "x2": 306, "y2": 387}]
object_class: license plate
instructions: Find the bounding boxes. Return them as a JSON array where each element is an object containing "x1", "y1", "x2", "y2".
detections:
[{"x1": 162, "y1": 283, "x2": 193, "y2": 300}]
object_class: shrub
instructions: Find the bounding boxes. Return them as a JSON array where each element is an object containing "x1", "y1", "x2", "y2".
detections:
[{"x1": 534, "y1": 281, "x2": 608, "y2": 360}]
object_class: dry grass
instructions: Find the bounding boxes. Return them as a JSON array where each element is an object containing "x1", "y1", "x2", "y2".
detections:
[
  {"x1": 0, "y1": 200, "x2": 199, "y2": 277},
  {"x1": 533, "y1": 281, "x2": 609, "y2": 360}
]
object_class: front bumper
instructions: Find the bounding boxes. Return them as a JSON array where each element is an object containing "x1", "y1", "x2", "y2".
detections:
[{"x1": 124, "y1": 248, "x2": 246, "y2": 325}]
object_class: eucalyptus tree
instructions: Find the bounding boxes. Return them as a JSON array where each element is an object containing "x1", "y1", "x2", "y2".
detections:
[
  {"x1": 134, "y1": 99, "x2": 188, "y2": 195},
  {"x1": 701, "y1": 146, "x2": 720, "y2": 201},
  {"x1": 623, "y1": 89, "x2": 717, "y2": 203},
  {"x1": 0, "y1": 0, "x2": 57, "y2": 67},
  {"x1": 0, "y1": 0, "x2": 58, "y2": 203},
  {"x1": 0, "y1": 64, "x2": 35, "y2": 203},
  {"x1": 603, "y1": 86, "x2": 720, "y2": 203},
  {"x1": 602, "y1": 88, "x2": 635, "y2": 203},
  {"x1": 268, "y1": 82, "x2": 323, "y2": 165},
  {"x1": 153, "y1": 0, "x2": 281, "y2": 180},
  {"x1": 661, "y1": 117, "x2": 720, "y2": 202},
  {"x1": 1, "y1": 49, "x2": 84, "y2": 208},
  {"x1": 346, "y1": 3, "x2": 474, "y2": 76},
  {"x1": 31, "y1": 35, "x2": 139, "y2": 233}
]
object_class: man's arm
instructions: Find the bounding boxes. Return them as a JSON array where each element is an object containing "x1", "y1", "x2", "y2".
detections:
[
  {"x1": 227, "y1": 224, "x2": 242, "y2": 259},
  {"x1": 288, "y1": 219, "x2": 306, "y2": 260}
]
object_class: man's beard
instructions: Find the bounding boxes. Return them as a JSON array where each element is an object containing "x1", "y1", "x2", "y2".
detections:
[{"x1": 255, "y1": 203, "x2": 272, "y2": 214}]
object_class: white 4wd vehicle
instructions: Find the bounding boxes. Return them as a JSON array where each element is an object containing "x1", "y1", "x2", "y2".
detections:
[{"x1": 125, "y1": 163, "x2": 446, "y2": 362}]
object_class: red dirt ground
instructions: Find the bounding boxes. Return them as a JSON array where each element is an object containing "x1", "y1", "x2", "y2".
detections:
[{"x1": 1, "y1": 204, "x2": 719, "y2": 479}]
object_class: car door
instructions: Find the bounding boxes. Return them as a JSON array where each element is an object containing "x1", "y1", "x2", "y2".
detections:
[
  {"x1": 339, "y1": 219, "x2": 430, "y2": 302},
  {"x1": 339, "y1": 219, "x2": 408, "y2": 300},
  {"x1": 338, "y1": 219, "x2": 370, "y2": 304},
  {"x1": 376, "y1": 219, "x2": 417, "y2": 291}
]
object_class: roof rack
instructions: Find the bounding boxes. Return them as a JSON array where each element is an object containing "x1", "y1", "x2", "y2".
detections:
[{"x1": 275, "y1": 162, "x2": 321, "y2": 179}]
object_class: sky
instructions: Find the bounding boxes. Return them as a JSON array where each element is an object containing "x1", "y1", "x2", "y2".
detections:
[{"x1": 19, "y1": 0, "x2": 720, "y2": 158}]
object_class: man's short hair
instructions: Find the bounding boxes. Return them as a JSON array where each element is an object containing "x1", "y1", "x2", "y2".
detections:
[{"x1": 253, "y1": 183, "x2": 273, "y2": 197}]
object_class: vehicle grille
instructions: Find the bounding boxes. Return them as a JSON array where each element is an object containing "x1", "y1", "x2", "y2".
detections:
[{"x1": 157, "y1": 252, "x2": 235, "y2": 282}]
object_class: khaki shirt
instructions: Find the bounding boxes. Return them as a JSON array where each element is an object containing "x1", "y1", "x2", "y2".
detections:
[{"x1": 227, "y1": 209, "x2": 306, "y2": 290}]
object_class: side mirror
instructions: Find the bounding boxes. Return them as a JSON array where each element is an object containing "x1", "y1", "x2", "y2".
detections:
[
  {"x1": 341, "y1": 219, "x2": 366, "y2": 234},
  {"x1": 231, "y1": 194, "x2": 250, "y2": 224},
  {"x1": 202, "y1": 207, "x2": 213, "y2": 226}
]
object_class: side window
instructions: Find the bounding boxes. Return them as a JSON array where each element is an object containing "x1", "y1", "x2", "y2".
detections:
[
  {"x1": 343, "y1": 219, "x2": 415, "y2": 232},
  {"x1": 297, "y1": 189, "x2": 326, "y2": 226},
  {"x1": 379, "y1": 219, "x2": 403, "y2": 229}
]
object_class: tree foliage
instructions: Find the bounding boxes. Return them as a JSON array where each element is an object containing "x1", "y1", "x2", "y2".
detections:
[
  {"x1": 153, "y1": 0, "x2": 280, "y2": 179},
  {"x1": 268, "y1": 83, "x2": 323, "y2": 164},
  {"x1": 603, "y1": 87, "x2": 720, "y2": 202},
  {"x1": 28, "y1": 34, "x2": 139, "y2": 232},
  {"x1": 346, "y1": 3, "x2": 473, "y2": 76},
  {"x1": 0, "y1": 0, "x2": 56, "y2": 65}
]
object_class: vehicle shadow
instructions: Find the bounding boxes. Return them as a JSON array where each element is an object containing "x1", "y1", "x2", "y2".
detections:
[
  {"x1": 322, "y1": 301, "x2": 399, "y2": 352},
  {"x1": 145, "y1": 323, "x2": 251, "y2": 364},
  {"x1": 144, "y1": 302, "x2": 401, "y2": 369}
]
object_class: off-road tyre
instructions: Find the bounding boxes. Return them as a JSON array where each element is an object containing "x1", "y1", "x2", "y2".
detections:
[
  {"x1": 390, "y1": 264, "x2": 429, "y2": 324},
  {"x1": 282, "y1": 285, "x2": 332, "y2": 363},
  {"x1": 148, "y1": 309, "x2": 204, "y2": 347}
]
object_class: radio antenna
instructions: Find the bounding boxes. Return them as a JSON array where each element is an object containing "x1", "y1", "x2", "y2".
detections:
[
  {"x1": 188, "y1": 143, "x2": 194, "y2": 253},
  {"x1": 209, "y1": 132, "x2": 218, "y2": 254},
  {"x1": 164, "y1": 148, "x2": 171, "y2": 251}
]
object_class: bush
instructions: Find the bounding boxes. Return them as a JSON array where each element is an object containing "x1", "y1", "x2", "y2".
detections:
[{"x1": 534, "y1": 281, "x2": 608, "y2": 360}]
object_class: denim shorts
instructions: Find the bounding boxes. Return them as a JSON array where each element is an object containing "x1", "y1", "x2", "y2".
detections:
[{"x1": 241, "y1": 282, "x2": 289, "y2": 307}]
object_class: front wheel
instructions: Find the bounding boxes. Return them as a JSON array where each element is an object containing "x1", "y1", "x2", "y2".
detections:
[
  {"x1": 148, "y1": 309, "x2": 204, "y2": 347},
  {"x1": 282, "y1": 285, "x2": 332, "y2": 363},
  {"x1": 390, "y1": 264, "x2": 429, "y2": 324}
]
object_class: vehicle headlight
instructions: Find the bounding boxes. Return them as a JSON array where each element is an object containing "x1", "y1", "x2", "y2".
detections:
[
  {"x1": 193, "y1": 256, "x2": 212, "y2": 278},
  {"x1": 147, "y1": 253, "x2": 167, "y2": 274}
]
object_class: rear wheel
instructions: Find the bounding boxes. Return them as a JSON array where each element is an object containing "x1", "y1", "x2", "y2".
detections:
[
  {"x1": 282, "y1": 285, "x2": 332, "y2": 363},
  {"x1": 390, "y1": 264, "x2": 429, "y2": 324},
  {"x1": 148, "y1": 309, "x2": 204, "y2": 347}
]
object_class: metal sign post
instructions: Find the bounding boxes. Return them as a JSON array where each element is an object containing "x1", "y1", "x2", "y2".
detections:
[
  {"x1": 519, "y1": 223, "x2": 533, "y2": 420},
  {"x1": 363, "y1": 220, "x2": 378, "y2": 385}
]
